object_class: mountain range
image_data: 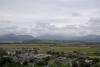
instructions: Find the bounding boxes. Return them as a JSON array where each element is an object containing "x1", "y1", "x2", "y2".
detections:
[
  {"x1": 0, "y1": 34, "x2": 100, "y2": 43},
  {"x1": 0, "y1": 34, "x2": 34, "y2": 43},
  {"x1": 37, "y1": 34, "x2": 100, "y2": 42}
]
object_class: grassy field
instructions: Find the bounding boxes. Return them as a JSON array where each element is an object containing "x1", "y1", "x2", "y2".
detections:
[{"x1": 0, "y1": 43, "x2": 100, "y2": 54}]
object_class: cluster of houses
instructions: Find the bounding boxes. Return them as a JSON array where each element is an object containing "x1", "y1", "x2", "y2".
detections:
[
  {"x1": 5, "y1": 48, "x2": 51, "y2": 64},
  {"x1": 2, "y1": 48, "x2": 94, "y2": 66}
]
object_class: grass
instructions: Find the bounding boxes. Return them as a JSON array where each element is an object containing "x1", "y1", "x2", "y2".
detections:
[{"x1": 0, "y1": 43, "x2": 100, "y2": 53}]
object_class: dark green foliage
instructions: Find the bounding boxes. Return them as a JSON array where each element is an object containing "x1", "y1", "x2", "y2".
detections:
[
  {"x1": 52, "y1": 60, "x2": 62, "y2": 67},
  {"x1": 23, "y1": 61, "x2": 28, "y2": 65},
  {"x1": 0, "y1": 49, "x2": 7, "y2": 56},
  {"x1": 92, "y1": 58, "x2": 100, "y2": 65},
  {"x1": 34, "y1": 60, "x2": 48, "y2": 66},
  {"x1": 0, "y1": 57, "x2": 13, "y2": 66},
  {"x1": 72, "y1": 60, "x2": 78, "y2": 67},
  {"x1": 0, "y1": 57, "x2": 27, "y2": 67},
  {"x1": 93, "y1": 62, "x2": 100, "y2": 67}
]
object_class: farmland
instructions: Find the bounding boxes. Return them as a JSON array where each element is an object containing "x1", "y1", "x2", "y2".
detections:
[{"x1": 0, "y1": 42, "x2": 100, "y2": 56}]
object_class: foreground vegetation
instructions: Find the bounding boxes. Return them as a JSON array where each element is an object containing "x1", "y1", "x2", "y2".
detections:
[{"x1": 0, "y1": 42, "x2": 100, "y2": 67}]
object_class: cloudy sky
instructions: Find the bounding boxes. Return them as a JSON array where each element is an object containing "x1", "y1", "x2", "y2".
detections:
[{"x1": 0, "y1": 0, "x2": 100, "y2": 36}]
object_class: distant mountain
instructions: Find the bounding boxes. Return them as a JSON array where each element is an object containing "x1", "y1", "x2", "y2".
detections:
[
  {"x1": 37, "y1": 34, "x2": 100, "y2": 42},
  {"x1": 0, "y1": 34, "x2": 100, "y2": 43},
  {"x1": 37, "y1": 34, "x2": 78, "y2": 40},
  {"x1": 0, "y1": 34, "x2": 34, "y2": 42},
  {"x1": 79, "y1": 35, "x2": 100, "y2": 42}
]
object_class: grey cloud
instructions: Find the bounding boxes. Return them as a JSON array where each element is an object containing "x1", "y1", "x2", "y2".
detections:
[
  {"x1": 89, "y1": 18, "x2": 100, "y2": 25},
  {"x1": 79, "y1": 17, "x2": 100, "y2": 35},
  {"x1": 88, "y1": 18, "x2": 100, "y2": 33},
  {"x1": 0, "y1": 0, "x2": 100, "y2": 36},
  {"x1": 31, "y1": 22, "x2": 81, "y2": 36},
  {"x1": 0, "y1": 26, "x2": 18, "y2": 35},
  {"x1": 71, "y1": 13, "x2": 81, "y2": 16}
]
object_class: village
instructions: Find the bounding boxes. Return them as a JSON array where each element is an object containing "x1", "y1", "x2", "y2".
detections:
[
  {"x1": 6, "y1": 48, "x2": 52, "y2": 64},
  {"x1": 0, "y1": 47, "x2": 99, "y2": 67}
]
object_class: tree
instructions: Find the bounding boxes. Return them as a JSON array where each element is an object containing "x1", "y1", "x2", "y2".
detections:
[
  {"x1": 92, "y1": 58, "x2": 100, "y2": 65},
  {"x1": 72, "y1": 60, "x2": 78, "y2": 67},
  {"x1": 34, "y1": 60, "x2": 48, "y2": 66},
  {"x1": 0, "y1": 57, "x2": 13, "y2": 67},
  {"x1": 0, "y1": 49, "x2": 7, "y2": 57},
  {"x1": 78, "y1": 59, "x2": 86, "y2": 67}
]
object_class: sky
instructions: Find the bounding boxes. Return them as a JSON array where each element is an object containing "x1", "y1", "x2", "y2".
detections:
[{"x1": 0, "y1": 0, "x2": 100, "y2": 37}]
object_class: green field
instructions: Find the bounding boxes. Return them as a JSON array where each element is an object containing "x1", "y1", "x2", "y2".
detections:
[{"x1": 0, "y1": 43, "x2": 100, "y2": 54}]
